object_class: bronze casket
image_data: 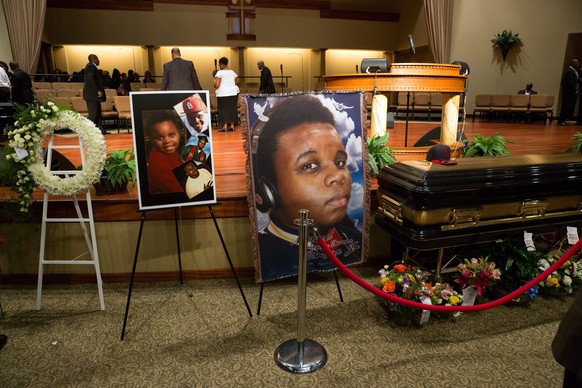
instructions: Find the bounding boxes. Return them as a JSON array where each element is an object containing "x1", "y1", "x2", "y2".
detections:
[{"x1": 375, "y1": 154, "x2": 582, "y2": 250}]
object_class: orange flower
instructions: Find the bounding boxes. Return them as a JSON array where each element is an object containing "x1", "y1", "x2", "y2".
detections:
[
  {"x1": 393, "y1": 264, "x2": 408, "y2": 273},
  {"x1": 382, "y1": 281, "x2": 396, "y2": 293}
]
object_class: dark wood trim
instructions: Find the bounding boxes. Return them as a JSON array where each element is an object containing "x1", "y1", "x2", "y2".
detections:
[
  {"x1": 47, "y1": 0, "x2": 154, "y2": 11},
  {"x1": 46, "y1": 0, "x2": 400, "y2": 22},
  {"x1": 21, "y1": 196, "x2": 251, "y2": 222},
  {"x1": 253, "y1": 0, "x2": 330, "y2": 10},
  {"x1": 320, "y1": 8, "x2": 399, "y2": 22}
]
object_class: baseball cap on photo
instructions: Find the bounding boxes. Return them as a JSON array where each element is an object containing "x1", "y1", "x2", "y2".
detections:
[{"x1": 183, "y1": 94, "x2": 207, "y2": 113}]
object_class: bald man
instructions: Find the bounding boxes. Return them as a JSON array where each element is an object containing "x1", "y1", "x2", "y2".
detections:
[
  {"x1": 257, "y1": 60, "x2": 276, "y2": 94},
  {"x1": 161, "y1": 47, "x2": 202, "y2": 91}
]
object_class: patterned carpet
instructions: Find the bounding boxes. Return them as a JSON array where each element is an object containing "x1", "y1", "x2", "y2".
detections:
[{"x1": 0, "y1": 267, "x2": 573, "y2": 387}]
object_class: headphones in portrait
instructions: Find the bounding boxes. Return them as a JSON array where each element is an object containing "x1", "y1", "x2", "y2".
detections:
[{"x1": 250, "y1": 111, "x2": 280, "y2": 213}]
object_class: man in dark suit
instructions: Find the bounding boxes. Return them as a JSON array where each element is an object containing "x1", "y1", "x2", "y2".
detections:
[
  {"x1": 8, "y1": 62, "x2": 34, "y2": 104},
  {"x1": 161, "y1": 48, "x2": 202, "y2": 91},
  {"x1": 257, "y1": 60, "x2": 276, "y2": 94},
  {"x1": 517, "y1": 83, "x2": 537, "y2": 95},
  {"x1": 83, "y1": 54, "x2": 108, "y2": 134},
  {"x1": 558, "y1": 58, "x2": 580, "y2": 126}
]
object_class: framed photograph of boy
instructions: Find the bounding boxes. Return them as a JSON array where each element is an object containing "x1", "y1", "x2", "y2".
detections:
[
  {"x1": 131, "y1": 91, "x2": 217, "y2": 211},
  {"x1": 242, "y1": 92, "x2": 369, "y2": 282}
]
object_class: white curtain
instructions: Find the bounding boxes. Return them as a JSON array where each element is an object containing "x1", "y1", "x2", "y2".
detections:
[
  {"x1": 423, "y1": 0, "x2": 453, "y2": 64},
  {"x1": 2, "y1": 0, "x2": 47, "y2": 73}
]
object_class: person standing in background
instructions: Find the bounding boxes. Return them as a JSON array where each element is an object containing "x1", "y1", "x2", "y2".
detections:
[
  {"x1": 83, "y1": 54, "x2": 108, "y2": 135},
  {"x1": 0, "y1": 61, "x2": 11, "y2": 102},
  {"x1": 213, "y1": 57, "x2": 239, "y2": 132},
  {"x1": 257, "y1": 60, "x2": 276, "y2": 94},
  {"x1": 161, "y1": 48, "x2": 202, "y2": 91},
  {"x1": 558, "y1": 58, "x2": 580, "y2": 126},
  {"x1": 9, "y1": 61, "x2": 34, "y2": 105}
]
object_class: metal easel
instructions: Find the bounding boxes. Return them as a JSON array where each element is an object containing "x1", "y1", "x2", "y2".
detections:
[{"x1": 120, "y1": 204, "x2": 252, "y2": 340}]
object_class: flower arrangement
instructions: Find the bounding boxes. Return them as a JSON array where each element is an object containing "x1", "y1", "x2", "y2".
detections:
[
  {"x1": 454, "y1": 257, "x2": 501, "y2": 296},
  {"x1": 5, "y1": 102, "x2": 106, "y2": 212},
  {"x1": 537, "y1": 257, "x2": 582, "y2": 295},
  {"x1": 430, "y1": 282, "x2": 462, "y2": 307},
  {"x1": 378, "y1": 263, "x2": 433, "y2": 325}
]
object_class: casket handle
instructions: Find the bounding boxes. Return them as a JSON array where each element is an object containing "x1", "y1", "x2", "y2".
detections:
[
  {"x1": 443, "y1": 207, "x2": 481, "y2": 230},
  {"x1": 377, "y1": 194, "x2": 403, "y2": 225},
  {"x1": 517, "y1": 199, "x2": 549, "y2": 218}
]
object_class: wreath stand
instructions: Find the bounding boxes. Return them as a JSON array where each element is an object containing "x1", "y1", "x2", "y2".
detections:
[
  {"x1": 36, "y1": 134, "x2": 105, "y2": 310},
  {"x1": 120, "y1": 204, "x2": 253, "y2": 340}
]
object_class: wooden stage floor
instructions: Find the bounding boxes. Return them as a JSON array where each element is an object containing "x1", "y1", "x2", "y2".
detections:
[{"x1": 18, "y1": 117, "x2": 582, "y2": 214}]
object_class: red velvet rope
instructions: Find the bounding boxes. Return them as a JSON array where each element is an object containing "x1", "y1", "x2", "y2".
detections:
[{"x1": 317, "y1": 237, "x2": 582, "y2": 312}]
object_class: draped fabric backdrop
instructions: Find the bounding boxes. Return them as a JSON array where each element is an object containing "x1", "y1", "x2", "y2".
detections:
[
  {"x1": 423, "y1": 0, "x2": 453, "y2": 64},
  {"x1": 2, "y1": 0, "x2": 46, "y2": 73}
]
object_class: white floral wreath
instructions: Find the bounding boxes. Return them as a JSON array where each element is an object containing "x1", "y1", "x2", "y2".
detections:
[{"x1": 7, "y1": 103, "x2": 106, "y2": 210}]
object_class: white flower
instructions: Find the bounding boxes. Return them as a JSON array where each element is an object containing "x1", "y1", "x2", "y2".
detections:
[{"x1": 563, "y1": 275, "x2": 572, "y2": 286}]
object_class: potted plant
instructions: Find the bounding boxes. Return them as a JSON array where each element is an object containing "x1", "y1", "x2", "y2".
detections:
[
  {"x1": 566, "y1": 132, "x2": 582, "y2": 154},
  {"x1": 483, "y1": 237, "x2": 543, "y2": 304},
  {"x1": 464, "y1": 134, "x2": 512, "y2": 157},
  {"x1": 367, "y1": 133, "x2": 396, "y2": 177},
  {"x1": 94, "y1": 148, "x2": 136, "y2": 194},
  {"x1": 491, "y1": 30, "x2": 522, "y2": 61}
]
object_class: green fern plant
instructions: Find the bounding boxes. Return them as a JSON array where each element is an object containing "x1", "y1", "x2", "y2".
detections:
[
  {"x1": 491, "y1": 30, "x2": 522, "y2": 61},
  {"x1": 103, "y1": 148, "x2": 136, "y2": 188},
  {"x1": 367, "y1": 133, "x2": 396, "y2": 176},
  {"x1": 464, "y1": 134, "x2": 512, "y2": 157},
  {"x1": 566, "y1": 132, "x2": 582, "y2": 154}
]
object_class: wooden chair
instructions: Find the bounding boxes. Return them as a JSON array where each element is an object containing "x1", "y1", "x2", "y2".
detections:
[
  {"x1": 104, "y1": 88, "x2": 117, "y2": 98},
  {"x1": 101, "y1": 97, "x2": 118, "y2": 128},
  {"x1": 429, "y1": 93, "x2": 443, "y2": 119},
  {"x1": 32, "y1": 82, "x2": 52, "y2": 90},
  {"x1": 54, "y1": 96, "x2": 72, "y2": 110},
  {"x1": 490, "y1": 94, "x2": 511, "y2": 120},
  {"x1": 68, "y1": 82, "x2": 85, "y2": 90},
  {"x1": 70, "y1": 97, "x2": 89, "y2": 117},
  {"x1": 210, "y1": 94, "x2": 219, "y2": 128},
  {"x1": 34, "y1": 89, "x2": 54, "y2": 103},
  {"x1": 144, "y1": 82, "x2": 162, "y2": 89},
  {"x1": 52, "y1": 82, "x2": 73, "y2": 90},
  {"x1": 529, "y1": 94, "x2": 550, "y2": 123},
  {"x1": 113, "y1": 95, "x2": 132, "y2": 132},
  {"x1": 396, "y1": 91, "x2": 412, "y2": 119},
  {"x1": 509, "y1": 94, "x2": 530, "y2": 121},
  {"x1": 546, "y1": 95, "x2": 555, "y2": 122},
  {"x1": 57, "y1": 89, "x2": 80, "y2": 98},
  {"x1": 412, "y1": 93, "x2": 431, "y2": 119},
  {"x1": 472, "y1": 94, "x2": 492, "y2": 122}
]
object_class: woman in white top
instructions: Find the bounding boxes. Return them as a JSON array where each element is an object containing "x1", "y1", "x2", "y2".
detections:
[{"x1": 213, "y1": 57, "x2": 239, "y2": 132}]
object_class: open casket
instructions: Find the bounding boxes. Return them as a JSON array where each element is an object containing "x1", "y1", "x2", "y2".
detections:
[{"x1": 375, "y1": 154, "x2": 582, "y2": 251}]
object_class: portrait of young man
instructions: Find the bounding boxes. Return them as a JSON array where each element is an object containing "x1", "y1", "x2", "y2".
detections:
[{"x1": 244, "y1": 93, "x2": 367, "y2": 282}]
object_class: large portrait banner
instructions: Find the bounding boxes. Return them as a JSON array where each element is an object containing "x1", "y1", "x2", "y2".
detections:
[
  {"x1": 242, "y1": 92, "x2": 369, "y2": 282},
  {"x1": 131, "y1": 91, "x2": 217, "y2": 210}
]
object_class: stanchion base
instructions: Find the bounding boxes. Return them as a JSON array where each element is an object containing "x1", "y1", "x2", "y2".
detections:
[{"x1": 274, "y1": 338, "x2": 327, "y2": 374}]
